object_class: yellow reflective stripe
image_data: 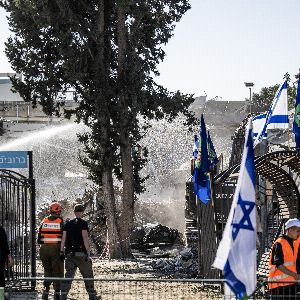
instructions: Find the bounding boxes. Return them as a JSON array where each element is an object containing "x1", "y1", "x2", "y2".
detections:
[
  {"x1": 269, "y1": 274, "x2": 290, "y2": 281},
  {"x1": 283, "y1": 261, "x2": 294, "y2": 267},
  {"x1": 269, "y1": 261, "x2": 294, "y2": 273},
  {"x1": 41, "y1": 238, "x2": 62, "y2": 242}
]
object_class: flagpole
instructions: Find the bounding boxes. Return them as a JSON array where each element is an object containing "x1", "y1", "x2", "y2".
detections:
[
  {"x1": 221, "y1": 153, "x2": 223, "y2": 172},
  {"x1": 209, "y1": 171, "x2": 222, "y2": 279},
  {"x1": 196, "y1": 196, "x2": 203, "y2": 276},
  {"x1": 288, "y1": 127, "x2": 291, "y2": 150}
]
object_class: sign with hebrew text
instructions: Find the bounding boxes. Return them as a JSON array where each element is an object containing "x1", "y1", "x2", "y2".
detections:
[{"x1": 0, "y1": 151, "x2": 28, "y2": 168}]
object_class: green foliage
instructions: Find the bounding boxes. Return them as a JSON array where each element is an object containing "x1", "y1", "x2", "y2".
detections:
[
  {"x1": 0, "y1": 0, "x2": 196, "y2": 194},
  {"x1": 251, "y1": 85, "x2": 280, "y2": 113}
]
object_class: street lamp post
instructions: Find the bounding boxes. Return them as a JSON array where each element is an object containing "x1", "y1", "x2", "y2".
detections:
[{"x1": 244, "y1": 82, "x2": 254, "y2": 113}]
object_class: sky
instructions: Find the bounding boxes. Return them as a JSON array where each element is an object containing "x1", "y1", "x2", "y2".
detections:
[{"x1": 1, "y1": 0, "x2": 300, "y2": 101}]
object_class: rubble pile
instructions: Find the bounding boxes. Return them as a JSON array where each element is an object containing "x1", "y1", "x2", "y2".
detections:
[
  {"x1": 131, "y1": 223, "x2": 184, "y2": 253},
  {"x1": 38, "y1": 197, "x2": 185, "y2": 259},
  {"x1": 151, "y1": 247, "x2": 198, "y2": 278}
]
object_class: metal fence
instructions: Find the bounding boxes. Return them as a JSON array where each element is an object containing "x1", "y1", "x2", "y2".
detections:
[
  {"x1": 0, "y1": 168, "x2": 36, "y2": 290},
  {"x1": 7, "y1": 278, "x2": 300, "y2": 299},
  {"x1": 6, "y1": 277, "x2": 289, "y2": 300}
]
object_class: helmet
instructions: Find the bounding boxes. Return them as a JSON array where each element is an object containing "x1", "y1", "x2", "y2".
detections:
[{"x1": 49, "y1": 202, "x2": 62, "y2": 214}]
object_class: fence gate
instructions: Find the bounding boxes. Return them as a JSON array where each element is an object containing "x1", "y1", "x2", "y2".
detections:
[{"x1": 0, "y1": 152, "x2": 36, "y2": 290}]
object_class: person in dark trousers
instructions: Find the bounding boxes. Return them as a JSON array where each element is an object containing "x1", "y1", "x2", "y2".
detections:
[
  {"x1": 38, "y1": 202, "x2": 64, "y2": 300},
  {"x1": 60, "y1": 204, "x2": 100, "y2": 300},
  {"x1": 268, "y1": 218, "x2": 300, "y2": 299},
  {"x1": 0, "y1": 225, "x2": 12, "y2": 288}
]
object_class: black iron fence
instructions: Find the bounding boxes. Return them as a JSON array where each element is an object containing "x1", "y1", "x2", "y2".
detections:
[
  {"x1": 0, "y1": 169, "x2": 35, "y2": 290},
  {"x1": 5, "y1": 277, "x2": 260, "y2": 300}
]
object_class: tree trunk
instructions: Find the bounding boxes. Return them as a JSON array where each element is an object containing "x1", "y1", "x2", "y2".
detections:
[
  {"x1": 119, "y1": 139, "x2": 135, "y2": 257},
  {"x1": 117, "y1": 3, "x2": 135, "y2": 257},
  {"x1": 96, "y1": 0, "x2": 122, "y2": 258},
  {"x1": 102, "y1": 169, "x2": 123, "y2": 258}
]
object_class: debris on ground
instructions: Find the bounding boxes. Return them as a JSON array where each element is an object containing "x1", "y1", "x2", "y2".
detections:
[{"x1": 151, "y1": 247, "x2": 199, "y2": 278}]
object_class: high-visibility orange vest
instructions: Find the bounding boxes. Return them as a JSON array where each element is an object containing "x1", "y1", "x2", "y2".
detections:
[
  {"x1": 268, "y1": 237, "x2": 299, "y2": 289},
  {"x1": 39, "y1": 216, "x2": 63, "y2": 244}
]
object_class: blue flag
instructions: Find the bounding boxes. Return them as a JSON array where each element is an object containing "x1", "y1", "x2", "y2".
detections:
[
  {"x1": 293, "y1": 77, "x2": 300, "y2": 150},
  {"x1": 213, "y1": 119, "x2": 256, "y2": 299},
  {"x1": 199, "y1": 114, "x2": 209, "y2": 173},
  {"x1": 207, "y1": 131, "x2": 219, "y2": 169},
  {"x1": 193, "y1": 115, "x2": 211, "y2": 204}
]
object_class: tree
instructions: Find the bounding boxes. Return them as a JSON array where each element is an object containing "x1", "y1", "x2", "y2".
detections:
[
  {"x1": 250, "y1": 85, "x2": 280, "y2": 113},
  {"x1": 249, "y1": 73, "x2": 297, "y2": 114},
  {"x1": 0, "y1": 0, "x2": 195, "y2": 258}
]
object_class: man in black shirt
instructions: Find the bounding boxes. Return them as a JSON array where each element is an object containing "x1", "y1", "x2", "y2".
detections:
[
  {"x1": 0, "y1": 225, "x2": 12, "y2": 287},
  {"x1": 60, "y1": 204, "x2": 100, "y2": 300}
]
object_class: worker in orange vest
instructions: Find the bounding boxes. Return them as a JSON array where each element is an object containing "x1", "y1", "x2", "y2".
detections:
[
  {"x1": 268, "y1": 218, "x2": 300, "y2": 299},
  {"x1": 38, "y1": 202, "x2": 64, "y2": 300}
]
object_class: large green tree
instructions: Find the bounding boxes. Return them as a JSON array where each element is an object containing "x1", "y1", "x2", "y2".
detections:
[{"x1": 1, "y1": 0, "x2": 195, "y2": 258}]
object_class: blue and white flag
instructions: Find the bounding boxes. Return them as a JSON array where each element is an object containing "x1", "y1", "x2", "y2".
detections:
[
  {"x1": 252, "y1": 113, "x2": 266, "y2": 140},
  {"x1": 254, "y1": 81, "x2": 288, "y2": 147},
  {"x1": 293, "y1": 77, "x2": 300, "y2": 150},
  {"x1": 213, "y1": 119, "x2": 256, "y2": 299},
  {"x1": 192, "y1": 134, "x2": 199, "y2": 159}
]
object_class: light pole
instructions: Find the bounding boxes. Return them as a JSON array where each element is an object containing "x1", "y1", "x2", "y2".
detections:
[{"x1": 244, "y1": 82, "x2": 254, "y2": 113}]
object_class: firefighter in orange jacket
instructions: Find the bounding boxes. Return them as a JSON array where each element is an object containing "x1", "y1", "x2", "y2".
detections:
[
  {"x1": 268, "y1": 218, "x2": 300, "y2": 299},
  {"x1": 38, "y1": 202, "x2": 64, "y2": 300}
]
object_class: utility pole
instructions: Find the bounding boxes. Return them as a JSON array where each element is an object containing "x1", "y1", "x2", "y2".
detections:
[{"x1": 244, "y1": 82, "x2": 254, "y2": 113}]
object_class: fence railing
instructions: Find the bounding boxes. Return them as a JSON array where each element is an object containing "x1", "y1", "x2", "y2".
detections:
[
  {"x1": 8, "y1": 277, "x2": 298, "y2": 299},
  {"x1": 0, "y1": 170, "x2": 35, "y2": 291}
]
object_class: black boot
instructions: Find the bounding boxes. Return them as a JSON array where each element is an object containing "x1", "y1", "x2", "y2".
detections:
[
  {"x1": 60, "y1": 291, "x2": 67, "y2": 300},
  {"x1": 42, "y1": 288, "x2": 49, "y2": 300},
  {"x1": 89, "y1": 295, "x2": 102, "y2": 300},
  {"x1": 54, "y1": 291, "x2": 61, "y2": 300}
]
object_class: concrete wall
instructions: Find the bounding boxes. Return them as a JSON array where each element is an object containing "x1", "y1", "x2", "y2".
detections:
[
  {"x1": 0, "y1": 73, "x2": 23, "y2": 102},
  {"x1": 0, "y1": 101, "x2": 78, "y2": 121},
  {"x1": 190, "y1": 99, "x2": 247, "y2": 124}
]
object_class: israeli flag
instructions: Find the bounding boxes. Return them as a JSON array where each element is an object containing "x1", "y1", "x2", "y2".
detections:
[
  {"x1": 252, "y1": 113, "x2": 266, "y2": 139},
  {"x1": 213, "y1": 119, "x2": 256, "y2": 299},
  {"x1": 192, "y1": 134, "x2": 199, "y2": 159},
  {"x1": 293, "y1": 77, "x2": 300, "y2": 150},
  {"x1": 254, "y1": 81, "x2": 288, "y2": 147}
]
